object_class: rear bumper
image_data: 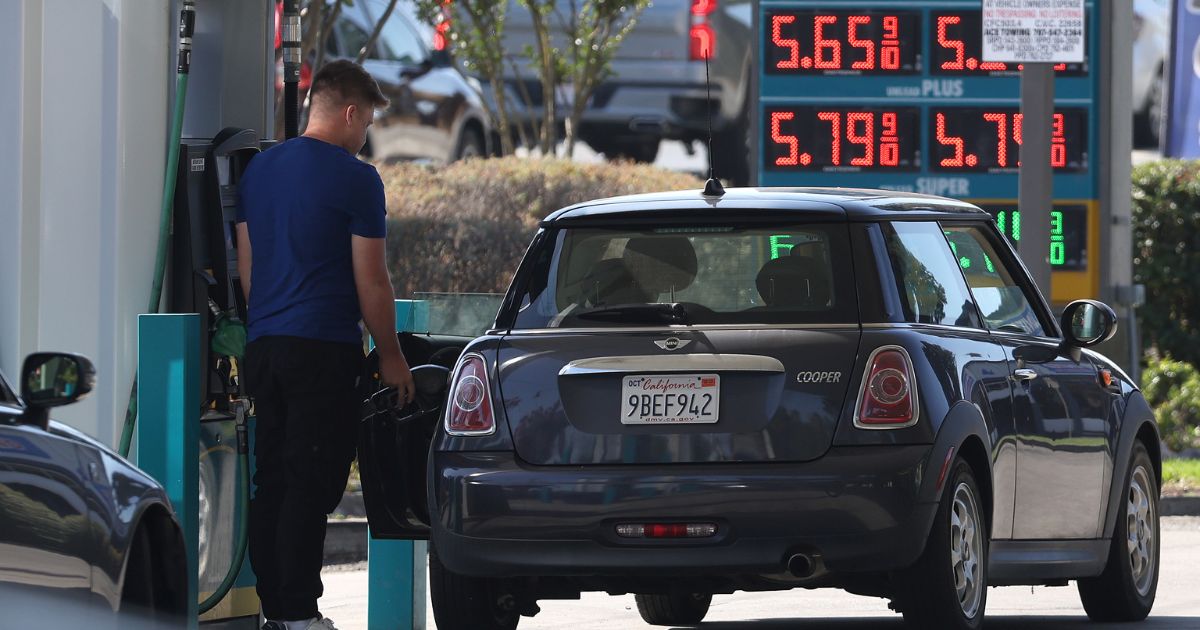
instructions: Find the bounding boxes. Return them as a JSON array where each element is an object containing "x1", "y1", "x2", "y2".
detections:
[{"x1": 430, "y1": 445, "x2": 938, "y2": 578}]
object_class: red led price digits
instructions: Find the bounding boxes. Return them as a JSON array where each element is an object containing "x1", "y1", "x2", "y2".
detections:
[
  {"x1": 771, "y1": 111, "x2": 811, "y2": 166},
  {"x1": 769, "y1": 109, "x2": 909, "y2": 169},
  {"x1": 934, "y1": 13, "x2": 1072, "y2": 74},
  {"x1": 936, "y1": 113, "x2": 977, "y2": 167},
  {"x1": 847, "y1": 16, "x2": 874, "y2": 70},
  {"x1": 937, "y1": 15, "x2": 1005, "y2": 72},
  {"x1": 813, "y1": 15, "x2": 841, "y2": 69},
  {"x1": 935, "y1": 110, "x2": 1075, "y2": 170},
  {"x1": 983, "y1": 112, "x2": 1009, "y2": 167},
  {"x1": 880, "y1": 112, "x2": 899, "y2": 166},
  {"x1": 1051, "y1": 113, "x2": 1067, "y2": 168},
  {"x1": 817, "y1": 111, "x2": 842, "y2": 164},
  {"x1": 770, "y1": 12, "x2": 910, "y2": 73},
  {"x1": 772, "y1": 15, "x2": 800, "y2": 70},
  {"x1": 881, "y1": 16, "x2": 900, "y2": 70},
  {"x1": 847, "y1": 113, "x2": 874, "y2": 166}
]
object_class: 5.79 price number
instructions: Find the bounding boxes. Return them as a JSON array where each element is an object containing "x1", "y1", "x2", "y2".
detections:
[{"x1": 765, "y1": 107, "x2": 920, "y2": 171}]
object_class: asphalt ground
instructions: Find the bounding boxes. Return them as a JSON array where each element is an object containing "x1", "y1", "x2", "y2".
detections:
[{"x1": 318, "y1": 516, "x2": 1200, "y2": 630}]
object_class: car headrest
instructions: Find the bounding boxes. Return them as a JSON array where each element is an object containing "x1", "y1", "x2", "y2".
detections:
[
  {"x1": 622, "y1": 236, "x2": 698, "y2": 296},
  {"x1": 756, "y1": 254, "x2": 832, "y2": 308}
]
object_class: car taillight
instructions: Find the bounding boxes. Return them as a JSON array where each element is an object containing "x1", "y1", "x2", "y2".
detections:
[
  {"x1": 689, "y1": 0, "x2": 716, "y2": 60},
  {"x1": 691, "y1": 0, "x2": 716, "y2": 16},
  {"x1": 854, "y1": 346, "x2": 918, "y2": 429},
  {"x1": 445, "y1": 353, "x2": 496, "y2": 436},
  {"x1": 433, "y1": 20, "x2": 450, "y2": 52},
  {"x1": 690, "y1": 24, "x2": 715, "y2": 60}
]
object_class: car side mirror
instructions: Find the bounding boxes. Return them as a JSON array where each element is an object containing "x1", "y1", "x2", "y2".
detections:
[
  {"x1": 20, "y1": 352, "x2": 96, "y2": 428},
  {"x1": 1058, "y1": 299, "x2": 1118, "y2": 361},
  {"x1": 1062, "y1": 300, "x2": 1118, "y2": 347}
]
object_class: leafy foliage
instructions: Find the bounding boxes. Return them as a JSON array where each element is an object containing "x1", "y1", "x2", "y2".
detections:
[
  {"x1": 377, "y1": 157, "x2": 702, "y2": 295},
  {"x1": 555, "y1": 0, "x2": 653, "y2": 155},
  {"x1": 1132, "y1": 160, "x2": 1200, "y2": 365},
  {"x1": 1141, "y1": 357, "x2": 1200, "y2": 453}
]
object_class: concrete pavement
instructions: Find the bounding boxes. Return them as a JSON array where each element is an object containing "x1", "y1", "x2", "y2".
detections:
[{"x1": 318, "y1": 516, "x2": 1200, "y2": 630}]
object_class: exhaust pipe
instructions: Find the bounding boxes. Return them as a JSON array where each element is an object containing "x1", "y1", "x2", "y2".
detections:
[{"x1": 787, "y1": 553, "x2": 815, "y2": 578}]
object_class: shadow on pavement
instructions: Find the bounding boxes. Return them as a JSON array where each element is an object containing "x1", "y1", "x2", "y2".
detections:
[{"x1": 675, "y1": 616, "x2": 1200, "y2": 629}]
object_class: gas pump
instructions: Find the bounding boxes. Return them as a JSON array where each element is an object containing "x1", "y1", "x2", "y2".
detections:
[
  {"x1": 169, "y1": 126, "x2": 264, "y2": 627},
  {"x1": 149, "y1": 1, "x2": 279, "y2": 626}
]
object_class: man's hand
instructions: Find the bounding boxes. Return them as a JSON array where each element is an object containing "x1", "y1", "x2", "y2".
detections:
[
  {"x1": 379, "y1": 351, "x2": 415, "y2": 408},
  {"x1": 352, "y1": 234, "x2": 416, "y2": 409}
]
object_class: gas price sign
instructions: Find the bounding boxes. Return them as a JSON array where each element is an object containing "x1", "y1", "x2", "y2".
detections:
[
  {"x1": 765, "y1": 11, "x2": 921, "y2": 74},
  {"x1": 766, "y1": 107, "x2": 920, "y2": 170},
  {"x1": 757, "y1": 1, "x2": 1101, "y2": 302}
]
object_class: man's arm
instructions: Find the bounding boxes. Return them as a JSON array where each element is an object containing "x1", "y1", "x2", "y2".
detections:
[
  {"x1": 352, "y1": 235, "x2": 415, "y2": 405},
  {"x1": 236, "y1": 222, "x2": 252, "y2": 303}
]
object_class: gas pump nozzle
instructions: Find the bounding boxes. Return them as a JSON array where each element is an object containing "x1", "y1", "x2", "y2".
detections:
[{"x1": 361, "y1": 364, "x2": 451, "y2": 425}]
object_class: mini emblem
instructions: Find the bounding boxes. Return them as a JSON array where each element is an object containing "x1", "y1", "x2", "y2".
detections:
[{"x1": 654, "y1": 337, "x2": 691, "y2": 351}]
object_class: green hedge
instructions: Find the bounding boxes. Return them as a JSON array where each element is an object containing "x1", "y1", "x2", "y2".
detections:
[
  {"x1": 1142, "y1": 357, "x2": 1200, "y2": 453},
  {"x1": 377, "y1": 157, "x2": 703, "y2": 297},
  {"x1": 1132, "y1": 160, "x2": 1200, "y2": 366}
]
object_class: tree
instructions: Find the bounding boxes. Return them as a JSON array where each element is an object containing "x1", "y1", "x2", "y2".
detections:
[
  {"x1": 1132, "y1": 160, "x2": 1200, "y2": 366},
  {"x1": 519, "y1": 0, "x2": 564, "y2": 156},
  {"x1": 554, "y1": 0, "x2": 651, "y2": 156}
]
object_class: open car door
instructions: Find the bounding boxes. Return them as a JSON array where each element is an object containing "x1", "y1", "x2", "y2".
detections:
[{"x1": 358, "y1": 332, "x2": 466, "y2": 539}]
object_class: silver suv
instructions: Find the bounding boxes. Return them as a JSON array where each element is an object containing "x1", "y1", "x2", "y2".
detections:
[{"x1": 497, "y1": 0, "x2": 754, "y2": 182}]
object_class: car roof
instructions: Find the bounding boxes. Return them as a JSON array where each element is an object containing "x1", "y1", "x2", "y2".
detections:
[{"x1": 542, "y1": 187, "x2": 988, "y2": 225}]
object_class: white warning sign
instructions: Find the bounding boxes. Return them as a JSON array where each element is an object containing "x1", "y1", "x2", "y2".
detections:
[{"x1": 982, "y1": 0, "x2": 1086, "y2": 63}]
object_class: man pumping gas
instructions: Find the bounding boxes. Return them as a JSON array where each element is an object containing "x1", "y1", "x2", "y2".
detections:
[{"x1": 236, "y1": 59, "x2": 415, "y2": 630}]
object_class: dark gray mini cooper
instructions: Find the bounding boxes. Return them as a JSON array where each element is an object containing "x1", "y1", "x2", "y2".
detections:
[{"x1": 358, "y1": 188, "x2": 1161, "y2": 630}]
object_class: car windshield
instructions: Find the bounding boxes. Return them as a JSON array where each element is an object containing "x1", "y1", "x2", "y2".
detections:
[{"x1": 509, "y1": 223, "x2": 858, "y2": 328}]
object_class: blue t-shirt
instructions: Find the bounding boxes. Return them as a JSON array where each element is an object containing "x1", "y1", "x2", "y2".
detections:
[{"x1": 237, "y1": 137, "x2": 387, "y2": 344}]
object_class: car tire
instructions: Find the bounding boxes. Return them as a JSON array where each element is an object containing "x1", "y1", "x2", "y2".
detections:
[
  {"x1": 1077, "y1": 441, "x2": 1159, "y2": 622},
  {"x1": 455, "y1": 127, "x2": 485, "y2": 161},
  {"x1": 634, "y1": 592, "x2": 712, "y2": 626},
  {"x1": 894, "y1": 459, "x2": 987, "y2": 630},
  {"x1": 429, "y1": 542, "x2": 520, "y2": 630}
]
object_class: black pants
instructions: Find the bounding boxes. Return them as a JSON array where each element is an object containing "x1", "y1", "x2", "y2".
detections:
[{"x1": 244, "y1": 336, "x2": 364, "y2": 621}]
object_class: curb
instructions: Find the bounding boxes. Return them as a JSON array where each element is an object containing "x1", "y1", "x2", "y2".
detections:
[
  {"x1": 324, "y1": 497, "x2": 1200, "y2": 566},
  {"x1": 1162, "y1": 495, "x2": 1200, "y2": 517}
]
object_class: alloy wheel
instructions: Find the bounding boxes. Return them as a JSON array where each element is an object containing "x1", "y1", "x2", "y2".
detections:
[
  {"x1": 1127, "y1": 464, "x2": 1157, "y2": 597},
  {"x1": 950, "y1": 481, "x2": 984, "y2": 619}
]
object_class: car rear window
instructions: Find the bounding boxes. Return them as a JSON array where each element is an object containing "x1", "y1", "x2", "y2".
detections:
[{"x1": 509, "y1": 224, "x2": 859, "y2": 328}]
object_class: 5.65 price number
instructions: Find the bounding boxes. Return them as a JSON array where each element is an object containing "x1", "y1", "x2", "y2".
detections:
[{"x1": 766, "y1": 11, "x2": 921, "y2": 75}]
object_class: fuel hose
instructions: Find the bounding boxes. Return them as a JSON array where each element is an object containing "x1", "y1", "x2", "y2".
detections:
[
  {"x1": 282, "y1": 0, "x2": 302, "y2": 139},
  {"x1": 198, "y1": 406, "x2": 251, "y2": 614},
  {"x1": 118, "y1": 0, "x2": 195, "y2": 458}
]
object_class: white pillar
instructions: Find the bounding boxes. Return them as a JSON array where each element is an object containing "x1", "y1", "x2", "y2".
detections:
[{"x1": 0, "y1": 0, "x2": 168, "y2": 447}]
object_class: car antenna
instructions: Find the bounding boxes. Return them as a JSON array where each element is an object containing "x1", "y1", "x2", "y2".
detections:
[{"x1": 701, "y1": 46, "x2": 725, "y2": 198}]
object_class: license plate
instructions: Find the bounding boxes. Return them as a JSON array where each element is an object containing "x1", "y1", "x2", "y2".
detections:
[{"x1": 621, "y1": 374, "x2": 720, "y2": 425}]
